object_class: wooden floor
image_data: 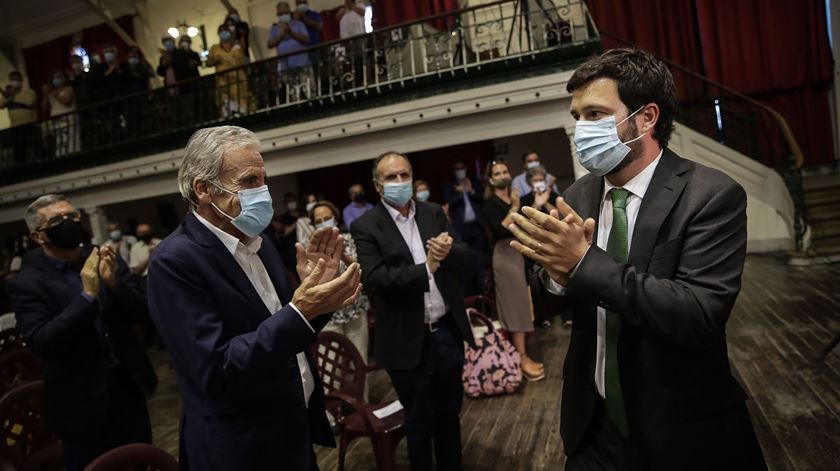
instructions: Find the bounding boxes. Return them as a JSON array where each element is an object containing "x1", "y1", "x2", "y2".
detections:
[{"x1": 147, "y1": 254, "x2": 840, "y2": 471}]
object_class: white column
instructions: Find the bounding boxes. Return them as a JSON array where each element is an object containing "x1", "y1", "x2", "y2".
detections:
[
  {"x1": 85, "y1": 206, "x2": 108, "y2": 246},
  {"x1": 566, "y1": 128, "x2": 588, "y2": 180}
]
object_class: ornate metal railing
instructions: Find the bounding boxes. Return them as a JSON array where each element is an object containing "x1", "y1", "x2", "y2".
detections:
[
  {"x1": 0, "y1": 0, "x2": 598, "y2": 184},
  {"x1": 597, "y1": 32, "x2": 809, "y2": 249}
]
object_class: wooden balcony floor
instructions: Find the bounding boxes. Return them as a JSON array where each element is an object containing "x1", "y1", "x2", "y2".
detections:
[{"x1": 147, "y1": 254, "x2": 840, "y2": 470}]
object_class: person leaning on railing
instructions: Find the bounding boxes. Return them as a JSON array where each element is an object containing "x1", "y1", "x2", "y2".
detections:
[
  {"x1": 0, "y1": 71, "x2": 39, "y2": 166},
  {"x1": 40, "y1": 69, "x2": 78, "y2": 157}
]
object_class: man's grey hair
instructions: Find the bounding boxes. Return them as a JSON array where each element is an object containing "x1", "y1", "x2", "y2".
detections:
[
  {"x1": 276, "y1": 1, "x2": 289, "y2": 9},
  {"x1": 178, "y1": 126, "x2": 261, "y2": 210},
  {"x1": 24, "y1": 194, "x2": 66, "y2": 231},
  {"x1": 525, "y1": 165, "x2": 547, "y2": 184}
]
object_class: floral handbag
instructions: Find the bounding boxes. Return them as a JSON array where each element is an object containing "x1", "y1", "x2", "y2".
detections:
[{"x1": 462, "y1": 309, "x2": 522, "y2": 398}]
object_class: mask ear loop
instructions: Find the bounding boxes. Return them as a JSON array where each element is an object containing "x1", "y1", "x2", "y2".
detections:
[
  {"x1": 616, "y1": 105, "x2": 648, "y2": 145},
  {"x1": 207, "y1": 181, "x2": 239, "y2": 221}
]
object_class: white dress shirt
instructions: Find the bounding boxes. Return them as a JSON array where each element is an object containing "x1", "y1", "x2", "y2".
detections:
[
  {"x1": 383, "y1": 201, "x2": 447, "y2": 324},
  {"x1": 549, "y1": 150, "x2": 662, "y2": 398},
  {"x1": 193, "y1": 212, "x2": 316, "y2": 407}
]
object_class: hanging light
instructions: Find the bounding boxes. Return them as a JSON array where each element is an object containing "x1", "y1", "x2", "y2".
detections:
[
  {"x1": 187, "y1": 26, "x2": 199, "y2": 37},
  {"x1": 167, "y1": 27, "x2": 180, "y2": 38}
]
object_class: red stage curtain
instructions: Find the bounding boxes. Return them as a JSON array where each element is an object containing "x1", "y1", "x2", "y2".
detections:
[
  {"x1": 320, "y1": 7, "x2": 342, "y2": 43},
  {"x1": 374, "y1": 0, "x2": 460, "y2": 30},
  {"x1": 22, "y1": 15, "x2": 136, "y2": 120},
  {"x1": 585, "y1": 0, "x2": 705, "y2": 103},
  {"x1": 696, "y1": 0, "x2": 834, "y2": 166}
]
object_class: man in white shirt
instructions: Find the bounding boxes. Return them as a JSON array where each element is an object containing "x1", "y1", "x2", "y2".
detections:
[
  {"x1": 511, "y1": 151, "x2": 559, "y2": 197},
  {"x1": 147, "y1": 125, "x2": 362, "y2": 470},
  {"x1": 507, "y1": 49, "x2": 767, "y2": 470},
  {"x1": 352, "y1": 151, "x2": 475, "y2": 471},
  {"x1": 104, "y1": 221, "x2": 136, "y2": 266}
]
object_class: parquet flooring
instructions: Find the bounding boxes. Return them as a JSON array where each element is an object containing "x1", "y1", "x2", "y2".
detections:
[{"x1": 148, "y1": 255, "x2": 840, "y2": 470}]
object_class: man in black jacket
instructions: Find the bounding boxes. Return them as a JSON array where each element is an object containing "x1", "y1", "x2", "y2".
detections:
[
  {"x1": 508, "y1": 48, "x2": 767, "y2": 470},
  {"x1": 6, "y1": 194, "x2": 157, "y2": 471},
  {"x1": 352, "y1": 151, "x2": 475, "y2": 471}
]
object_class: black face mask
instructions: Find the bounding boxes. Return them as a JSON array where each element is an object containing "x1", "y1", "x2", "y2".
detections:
[
  {"x1": 352, "y1": 193, "x2": 366, "y2": 203},
  {"x1": 43, "y1": 219, "x2": 87, "y2": 250},
  {"x1": 139, "y1": 234, "x2": 154, "y2": 243}
]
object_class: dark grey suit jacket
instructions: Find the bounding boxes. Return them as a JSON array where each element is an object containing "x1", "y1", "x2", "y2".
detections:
[{"x1": 554, "y1": 148, "x2": 766, "y2": 470}]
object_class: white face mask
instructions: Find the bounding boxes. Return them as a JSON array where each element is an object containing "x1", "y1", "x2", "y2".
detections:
[
  {"x1": 287, "y1": 201, "x2": 298, "y2": 211},
  {"x1": 526, "y1": 160, "x2": 540, "y2": 169},
  {"x1": 315, "y1": 218, "x2": 337, "y2": 230},
  {"x1": 305, "y1": 202, "x2": 316, "y2": 213},
  {"x1": 532, "y1": 181, "x2": 547, "y2": 193},
  {"x1": 573, "y1": 106, "x2": 645, "y2": 176}
]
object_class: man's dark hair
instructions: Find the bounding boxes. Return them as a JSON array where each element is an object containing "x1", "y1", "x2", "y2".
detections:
[
  {"x1": 567, "y1": 48, "x2": 676, "y2": 148},
  {"x1": 521, "y1": 151, "x2": 537, "y2": 163},
  {"x1": 371, "y1": 151, "x2": 411, "y2": 182}
]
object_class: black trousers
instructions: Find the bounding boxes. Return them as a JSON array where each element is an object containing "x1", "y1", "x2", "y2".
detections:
[
  {"x1": 60, "y1": 365, "x2": 151, "y2": 471},
  {"x1": 565, "y1": 399, "x2": 639, "y2": 471},
  {"x1": 387, "y1": 317, "x2": 465, "y2": 471}
]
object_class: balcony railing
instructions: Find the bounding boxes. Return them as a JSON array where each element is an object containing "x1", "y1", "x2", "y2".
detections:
[{"x1": 0, "y1": 0, "x2": 598, "y2": 185}]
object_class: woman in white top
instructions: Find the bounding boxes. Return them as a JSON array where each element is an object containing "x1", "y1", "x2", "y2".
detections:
[{"x1": 41, "y1": 70, "x2": 78, "y2": 156}]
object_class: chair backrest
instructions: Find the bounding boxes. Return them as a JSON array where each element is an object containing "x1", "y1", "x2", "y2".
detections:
[
  {"x1": 0, "y1": 349, "x2": 42, "y2": 397},
  {"x1": 83, "y1": 443, "x2": 178, "y2": 471},
  {"x1": 0, "y1": 381, "x2": 63, "y2": 471},
  {"x1": 311, "y1": 331, "x2": 366, "y2": 403},
  {"x1": 0, "y1": 314, "x2": 15, "y2": 332},
  {"x1": 0, "y1": 329, "x2": 26, "y2": 358}
]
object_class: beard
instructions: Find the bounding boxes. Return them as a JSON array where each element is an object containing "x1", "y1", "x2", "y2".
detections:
[{"x1": 608, "y1": 119, "x2": 644, "y2": 176}]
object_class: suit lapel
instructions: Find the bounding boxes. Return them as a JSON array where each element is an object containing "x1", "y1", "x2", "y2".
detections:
[
  {"x1": 415, "y1": 203, "x2": 437, "y2": 244},
  {"x1": 32, "y1": 250, "x2": 79, "y2": 305},
  {"x1": 257, "y1": 237, "x2": 292, "y2": 305},
  {"x1": 628, "y1": 150, "x2": 689, "y2": 270},
  {"x1": 572, "y1": 175, "x2": 605, "y2": 246},
  {"x1": 185, "y1": 214, "x2": 269, "y2": 316},
  {"x1": 375, "y1": 202, "x2": 414, "y2": 263}
]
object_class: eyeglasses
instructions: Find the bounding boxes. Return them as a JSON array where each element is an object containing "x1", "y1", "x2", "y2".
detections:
[{"x1": 36, "y1": 211, "x2": 81, "y2": 231}]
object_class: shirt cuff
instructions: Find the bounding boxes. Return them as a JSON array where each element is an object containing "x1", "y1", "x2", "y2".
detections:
[
  {"x1": 288, "y1": 302, "x2": 315, "y2": 333},
  {"x1": 80, "y1": 291, "x2": 95, "y2": 303},
  {"x1": 425, "y1": 262, "x2": 434, "y2": 280},
  {"x1": 543, "y1": 245, "x2": 591, "y2": 295}
]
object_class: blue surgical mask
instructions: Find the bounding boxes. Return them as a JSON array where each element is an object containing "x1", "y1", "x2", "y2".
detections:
[
  {"x1": 109, "y1": 230, "x2": 122, "y2": 241},
  {"x1": 219, "y1": 30, "x2": 232, "y2": 41},
  {"x1": 383, "y1": 181, "x2": 413, "y2": 207},
  {"x1": 211, "y1": 183, "x2": 274, "y2": 237},
  {"x1": 573, "y1": 106, "x2": 645, "y2": 177},
  {"x1": 415, "y1": 190, "x2": 430, "y2": 202},
  {"x1": 104, "y1": 51, "x2": 117, "y2": 63},
  {"x1": 128, "y1": 57, "x2": 140, "y2": 66},
  {"x1": 526, "y1": 160, "x2": 540, "y2": 169},
  {"x1": 164, "y1": 41, "x2": 175, "y2": 51},
  {"x1": 454, "y1": 169, "x2": 467, "y2": 180},
  {"x1": 52, "y1": 78, "x2": 65, "y2": 87},
  {"x1": 315, "y1": 218, "x2": 337, "y2": 230},
  {"x1": 278, "y1": 14, "x2": 292, "y2": 23},
  {"x1": 229, "y1": 14, "x2": 240, "y2": 22},
  {"x1": 297, "y1": 3, "x2": 309, "y2": 12}
]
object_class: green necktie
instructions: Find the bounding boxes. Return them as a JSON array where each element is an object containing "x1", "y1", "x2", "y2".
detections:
[{"x1": 605, "y1": 188, "x2": 630, "y2": 436}]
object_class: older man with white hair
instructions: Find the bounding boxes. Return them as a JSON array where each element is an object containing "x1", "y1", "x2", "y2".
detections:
[{"x1": 147, "y1": 125, "x2": 361, "y2": 470}]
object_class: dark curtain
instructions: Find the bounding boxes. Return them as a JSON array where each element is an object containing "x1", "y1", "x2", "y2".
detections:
[
  {"x1": 585, "y1": 0, "x2": 705, "y2": 103},
  {"x1": 374, "y1": 0, "x2": 460, "y2": 30},
  {"x1": 696, "y1": 0, "x2": 834, "y2": 166},
  {"x1": 320, "y1": 7, "x2": 342, "y2": 43},
  {"x1": 22, "y1": 15, "x2": 136, "y2": 120}
]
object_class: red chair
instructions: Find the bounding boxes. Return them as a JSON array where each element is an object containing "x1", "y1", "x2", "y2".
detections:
[
  {"x1": 0, "y1": 381, "x2": 63, "y2": 471},
  {"x1": 312, "y1": 331, "x2": 405, "y2": 471},
  {"x1": 83, "y1": 443, "x2": 178, "y2": 471},
  {"x1": 0, "y1": 349, "x2": 42, "y2": 397},
  {"x1": 0, "y1": 329, "x2": 26, "y2": 358}
]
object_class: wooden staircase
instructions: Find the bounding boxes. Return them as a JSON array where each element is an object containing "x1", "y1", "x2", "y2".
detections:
[{"x1": 803, "y1": 173, "x2": 840, "y2": 257}]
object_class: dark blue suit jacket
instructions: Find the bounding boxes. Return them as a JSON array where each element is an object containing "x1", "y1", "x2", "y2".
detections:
[
  {"x1": 147, "y1": 213, "x2": 333, "y2": 471},
  {"x1": 6, "y1": 246, "x2": 157, "y2": 435}
]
